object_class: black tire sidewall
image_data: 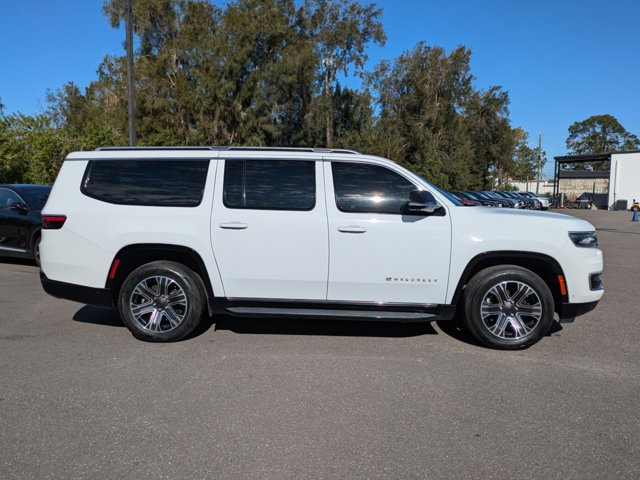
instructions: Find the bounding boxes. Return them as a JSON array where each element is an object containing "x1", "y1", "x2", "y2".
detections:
[
  {"x1": 118, "y1": 261, "x2": 205, "y2": 342},
  {"x1": 33, "y1": 236, "x2": 41, "y2": 267},
  {"x1": 463, "y1": 266, "x2": 554, "y2": 350}
]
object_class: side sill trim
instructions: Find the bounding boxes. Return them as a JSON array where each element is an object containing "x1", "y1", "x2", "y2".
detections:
[
  {"x1": 216, "y1": 298, "x2": 456, "y2": 323},
  {"x1": 40, "y1": 272, "x2": 113, "y2": 308}
]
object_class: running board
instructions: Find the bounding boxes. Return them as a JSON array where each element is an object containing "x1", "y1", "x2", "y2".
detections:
[
  {"x1": 217, "y1": 299, "x2": 456, "y2": 323},
  {"x1": 225, "y1": 306, "x2": 436, "y2": 321}
]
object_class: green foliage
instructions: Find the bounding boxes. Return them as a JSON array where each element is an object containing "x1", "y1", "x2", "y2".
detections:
[
  {"x1": 512, "y1": 127, "x2": 546, "y2": 180},
  {"x1": 565, "y1": 114, "x2": 639, "y2": 171},
  {"x1": 367, "y1": 43, "x2": 516, "y2": 190},
  {"x1": 566, "y1": 114, "x2": 640, "y2": 155},
  {"x1": 7, "y1": 0, "x2": 609, "y2": 191},
  {"x1": 303, "y1": 0, "x2": 385, "y2": 147},
  {"x1": 0, "y1": 113, "x2": 66, "y2": 184}
]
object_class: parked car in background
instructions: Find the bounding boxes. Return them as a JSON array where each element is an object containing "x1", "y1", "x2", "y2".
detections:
[
  {"x1": 0, "y1": 184, "x2": 51, "y2": 265},
  {"x1": 448, "y1": 192, "x2": 479, "y2": 206},
  {"x1": 476, "y1": 191, "x2": 518, "y2": 208},
  {"x1": 484, "y1": 191, "x2": 525, "y2": 209},
  {"x1": 519, "y1": 191, "x2": 550, "y2": 210},
  {"x1": 507, "y1": 192, "x2": 539, "y2": 209},
  {"x1": 451, "y1": 191, "x2": 504, "y2": 207}
]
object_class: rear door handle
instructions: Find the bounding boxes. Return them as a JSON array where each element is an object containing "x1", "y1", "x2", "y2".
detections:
[
  {"x1": 219, "y1": 222, "x2": 248, "y2": 230},
  {"x1": 337, "y1": 225, "x2": 367, "y2": 234}
]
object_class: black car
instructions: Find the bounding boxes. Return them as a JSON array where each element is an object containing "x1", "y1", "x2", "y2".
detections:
[{"x1": 0, "y1": 184, "x2": 51, "y2": 265}]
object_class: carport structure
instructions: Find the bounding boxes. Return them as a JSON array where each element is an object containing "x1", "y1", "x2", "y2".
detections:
[{"x1": 553, "y1": 151, "x2": 640, "y2": 209}]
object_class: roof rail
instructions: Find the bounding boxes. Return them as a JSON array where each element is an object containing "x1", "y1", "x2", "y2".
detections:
[
  {"x1": 95, "y1": 146, "x2": 361, "y2": 155},
  {"x1": 225, "y1": 146, "x2": 360, "y2": 155},
  {"x1": 96, "y1": 146, "x2": 214, "y2": 151}
]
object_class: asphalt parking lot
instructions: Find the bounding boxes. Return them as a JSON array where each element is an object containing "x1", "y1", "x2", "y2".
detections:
[{"x1": 1, "y1": 209, "x2": 639, "y2": 480}]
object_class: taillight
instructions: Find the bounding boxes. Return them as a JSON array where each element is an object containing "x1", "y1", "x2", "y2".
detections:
[{"x1": 42, "y1": 215, "x2": 67, "y2": 230}]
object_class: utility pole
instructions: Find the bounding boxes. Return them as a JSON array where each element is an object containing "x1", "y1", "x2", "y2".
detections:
[
  {"x1": 536, "y1": 132, "x2": 542, "y2": 195},
  {"x1": 126, "y1": 0, "x2": 136, "y2": 146}
]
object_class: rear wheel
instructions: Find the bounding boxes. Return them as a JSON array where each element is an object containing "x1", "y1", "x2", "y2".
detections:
[
  {"x1": 33, "y1": 236, "x2": 41, "y2": 267},
  {"x1": 463, "y1": 265, "x2": 554, "y2": 349},
  {"x1": 118, "y1": 261, "x2": 206, "y2": 342}
]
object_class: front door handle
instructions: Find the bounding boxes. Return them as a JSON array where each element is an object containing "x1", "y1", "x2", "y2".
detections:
[
  {"x1": 337, "y1": 225, "x2": 367, "y2": 234},
  {"x1": 219, "y1": 222, "x2": 248, "y2": 230}
]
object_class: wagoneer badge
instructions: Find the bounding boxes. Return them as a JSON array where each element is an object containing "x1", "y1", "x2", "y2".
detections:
[{"x1": 385, "y1": 277, "x2": 438, "y2": 283}]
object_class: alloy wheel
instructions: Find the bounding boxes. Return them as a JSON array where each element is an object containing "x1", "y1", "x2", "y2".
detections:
[
  {"x1": 480, "y1": 280, "x2": 543, "y2": 340},
  {"x1": 129, "y1": 275, "x2": 188, "y2": 333}
]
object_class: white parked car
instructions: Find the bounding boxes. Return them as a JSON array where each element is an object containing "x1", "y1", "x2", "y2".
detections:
[
  {"x1": 40, "y1": 147, "x2": 603, "y2": 349},
  {"x1": 521, "y1": 191, "x2": 551, "y2": 209}
]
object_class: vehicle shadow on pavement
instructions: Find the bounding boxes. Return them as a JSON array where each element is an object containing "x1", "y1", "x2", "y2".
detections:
[
  {"x1": 73, "y1": 305, "x2": 124, "y2": 327},
  {"x1": 72, "y1": 305, "x2": 216, "y2": 340},
  {"x1": 437, "y1": 318, "x2": 563, "y2": 348},
  {"x1": 215, "y1": 315, "x2": 438, "y2": 338}
]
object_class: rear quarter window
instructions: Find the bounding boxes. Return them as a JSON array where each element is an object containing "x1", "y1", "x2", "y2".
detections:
[{"x1": 81, "y1": 160, "x2": 209, "y2": 207}]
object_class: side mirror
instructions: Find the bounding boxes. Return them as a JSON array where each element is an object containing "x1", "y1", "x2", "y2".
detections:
[
  {"x1": 407, "y1": 190, "x2": 442, "y2": 214},
  {"x1": 9, "y1": 202, "x2": 29, "y2": 214}
]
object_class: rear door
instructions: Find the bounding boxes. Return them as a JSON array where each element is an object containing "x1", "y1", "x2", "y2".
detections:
[
  {"x1": 210, "y1": 156, "x2": 328, "y2": 300},
  {"x1": 324, "y1": 159, "x2": 452, "y2": 304}
]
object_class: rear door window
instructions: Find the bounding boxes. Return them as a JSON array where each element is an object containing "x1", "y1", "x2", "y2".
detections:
[
  {"x1": 223, "y1": 160, "x2": 315, "y2": 211},
  {"x1": 82, "y1": 160, "x2": 209, "y2": 207}
]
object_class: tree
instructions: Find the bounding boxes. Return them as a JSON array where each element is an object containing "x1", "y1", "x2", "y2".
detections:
[
  {"x1": 464, "y1": 86, "x2": 514, "y2": 190},
  {"x1": 512, "y1": 127, "x2": 546, "y2": 182},
  {"x1": 0, "y1": 113, "x2": 66, "y2": 184},
  {"x1": 303, "y1": 0, "x2": 385, "y2": 148},
  {"x1": 367, "y1": 43, "x2": 478, "y2": 189},
  {"x1": 566, "y1": 114, "x2": 639, "y2": 155}
]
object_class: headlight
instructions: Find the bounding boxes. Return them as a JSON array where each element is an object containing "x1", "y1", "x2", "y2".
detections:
[{"x1": 568, "y1": 231, "x2": 598, "y2": 248}]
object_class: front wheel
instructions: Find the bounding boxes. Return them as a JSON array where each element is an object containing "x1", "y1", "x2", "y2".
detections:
[
  {"x1": 463, "y1": 266, "x2": 554, "y2": 349},
  {"x1": 118, "y1": 261, "x2": 206, "y2": 342}
]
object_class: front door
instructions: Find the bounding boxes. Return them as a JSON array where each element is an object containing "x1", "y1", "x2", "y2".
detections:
[
  {"x1": 325, "y1": 160, "x2": 451, "y2": 304},
  {"x1": 211, "y1": 157, "x2": 328, "y2": 300}
]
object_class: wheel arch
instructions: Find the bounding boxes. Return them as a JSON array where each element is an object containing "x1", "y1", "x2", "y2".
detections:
[
  {"x1": 451, "y1": 251, "x2": 568, "y2": 314},
  {"x1": 106, "y1": 244, "x2": 215, "y2": 315}
]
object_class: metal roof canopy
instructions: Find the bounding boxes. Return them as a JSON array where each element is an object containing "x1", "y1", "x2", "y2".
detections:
[
  {"x1": 553, "y1": 150, "x2": 640, "y2": 199},
  {"x1": 552, "y1": 152, "x2": 612, "y2": 198}
]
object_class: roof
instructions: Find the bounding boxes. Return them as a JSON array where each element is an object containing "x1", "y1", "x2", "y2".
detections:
[
  {"x1": 0, "y1": 184, "x2": 51, "y2": 190},
  {"x1": 557, "y1": 170, "x2": 610, "y2": 179},
  {"x1": 554, "y1": 149, "x2": 640, "y2": 162}
]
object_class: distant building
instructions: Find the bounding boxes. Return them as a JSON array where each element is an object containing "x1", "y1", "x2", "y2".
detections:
[
  {"x1": 553, "y1": 151, "x2": 640, "y2": 209},
  {"x1": 508, "y1": 179, "x2": 554, "y2": 196}
]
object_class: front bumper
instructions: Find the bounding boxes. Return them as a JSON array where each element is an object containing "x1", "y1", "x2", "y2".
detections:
[
  {"x1": 558, "y1": 300, "x2": 600, "y2": 323},
  {"x1": 40, "y1": 271, "x2": 113, "y2": 308}
]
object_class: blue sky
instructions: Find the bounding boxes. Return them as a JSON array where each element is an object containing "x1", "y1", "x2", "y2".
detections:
[{"x1": 1, "y1": 0, "x2": 639, "y2": 177}]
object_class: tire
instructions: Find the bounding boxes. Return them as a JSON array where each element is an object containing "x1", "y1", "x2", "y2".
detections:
[
  {"x1": 462, "y1": 265, "x2": 554, "y2": 350},
  {"x1": 33, "y1": 236, "x2": 41, "y2": 267},
  {"x1": 118, "y1": 261, "x2": 206, "y2": 342}
]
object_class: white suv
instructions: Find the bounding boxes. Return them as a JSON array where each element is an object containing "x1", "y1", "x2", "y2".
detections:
[{"x1": 40, "y1": 147, "x2": 604, "y2": 349}]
